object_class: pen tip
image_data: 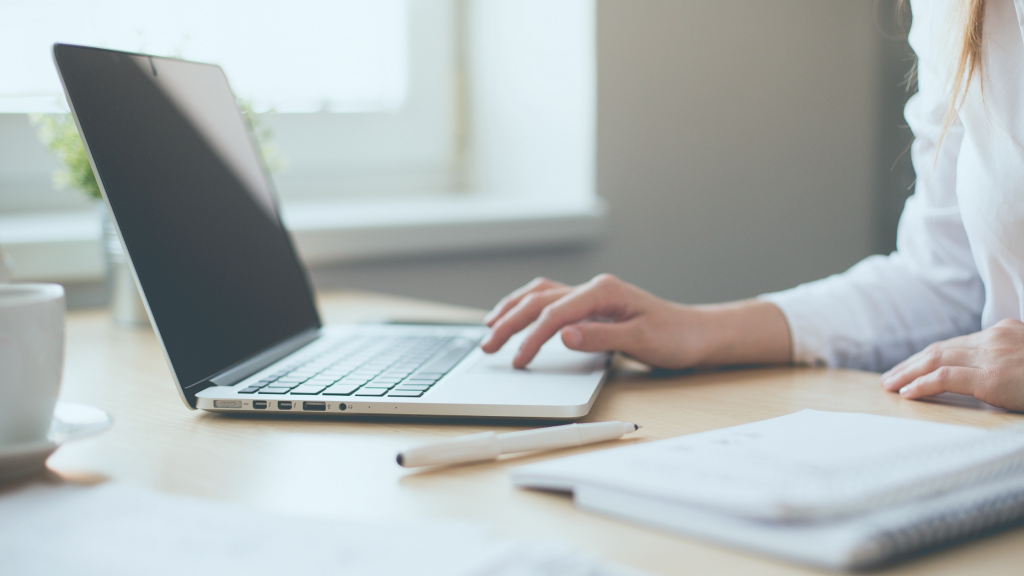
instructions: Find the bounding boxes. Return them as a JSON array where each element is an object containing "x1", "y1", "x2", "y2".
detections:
[
  {"x1": 634, "y1": 424, "x2": 640, "y2": 431},
  {"x1": 396, "y1": 453, "x2": 404, "y2": 466}
]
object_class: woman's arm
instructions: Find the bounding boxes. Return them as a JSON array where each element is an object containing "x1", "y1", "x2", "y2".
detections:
[{"x1": 480, "y1": 274, "x2": 791, "y2": 369}]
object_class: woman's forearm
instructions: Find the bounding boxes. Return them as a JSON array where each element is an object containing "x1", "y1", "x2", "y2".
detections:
[{"x1": 689, "y1": 299, "x2": 792, "y2": 367}]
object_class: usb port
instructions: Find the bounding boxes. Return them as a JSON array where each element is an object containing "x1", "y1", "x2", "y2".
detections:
[
  {"x1": 303, "y1": 401, "x2": 326, "y2": 411},
  {"x1": 277, "y1": 401, "x2": 293, "y2": 410},
  {"x1": 252, "y1": 400, "x2": 267, "y2": 410}
]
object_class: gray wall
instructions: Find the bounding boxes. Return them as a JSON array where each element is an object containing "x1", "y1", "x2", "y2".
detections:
[{"x1": 309, "y1": 1, "x2": 912, "y2": 310}]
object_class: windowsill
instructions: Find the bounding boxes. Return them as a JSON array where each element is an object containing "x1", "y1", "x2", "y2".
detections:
[{"x1": 0, "y1": 195, "x2": 607, "y2": 282}]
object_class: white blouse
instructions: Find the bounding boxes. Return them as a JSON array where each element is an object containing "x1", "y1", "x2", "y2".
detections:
[{"x1": 762, "y1": 0, "x2": 1024, "y2": 372}]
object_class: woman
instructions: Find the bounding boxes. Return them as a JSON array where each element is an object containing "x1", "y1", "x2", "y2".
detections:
[{"x1": 480, "y1": 0, "x2": 1024, "y2": 412}]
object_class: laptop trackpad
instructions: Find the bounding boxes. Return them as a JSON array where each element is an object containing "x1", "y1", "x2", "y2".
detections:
[{"x1": 466, "y1": 334, "x2": 606, "y2": 375}]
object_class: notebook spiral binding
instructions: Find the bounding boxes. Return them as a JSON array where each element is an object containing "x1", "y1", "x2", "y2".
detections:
[{"x1": 856, "y1": 474, "x2": 1024, "y2": 568}]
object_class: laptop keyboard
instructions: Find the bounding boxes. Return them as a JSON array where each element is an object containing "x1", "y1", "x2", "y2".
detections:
[{"x1": 237, "y1": 334, "x2": 480, "y2": 399}]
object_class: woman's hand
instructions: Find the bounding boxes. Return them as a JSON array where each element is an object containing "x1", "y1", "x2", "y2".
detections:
[
  {"x1": 880, "y1": 319, "x2": 1024, "y2": 411},
  {"x1": 480, "y1": 274, "x2": 792, "y2": 369}
]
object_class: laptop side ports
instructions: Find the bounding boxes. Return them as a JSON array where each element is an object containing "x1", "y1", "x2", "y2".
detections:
[
  {"x1": 252, "y1": 400, "x2": 267, "y2": 410},
  {"x1": 277, "y1": 401, "x2": 293, "y2": 410},
  {"x1": 303, "y1": 401, "x2": 326, "y2": 411}
]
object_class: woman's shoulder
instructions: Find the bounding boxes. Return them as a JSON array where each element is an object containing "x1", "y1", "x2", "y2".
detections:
[
  {"x1": 907, "y1": 0, "x2": 958, "y2": 75},
  {"x1": 908, "y1": 0, "x2": 957, "y2": 28}
]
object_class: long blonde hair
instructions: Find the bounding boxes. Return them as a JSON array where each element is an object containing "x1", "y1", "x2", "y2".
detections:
[
  {"x1": 945, "y1": 0, "x2": 986, "y2": 140},
  {"x1": 896, "y1": 0, "x2": 986, "y2": 146}
]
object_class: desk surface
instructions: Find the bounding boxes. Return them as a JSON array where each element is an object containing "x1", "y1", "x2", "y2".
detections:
[{"x1": 37, "y1": 291, "x2": 1024, "y2": 575}]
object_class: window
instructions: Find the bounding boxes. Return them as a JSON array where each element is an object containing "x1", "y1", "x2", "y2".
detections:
[
  {"x1": 3, "y1": 0, "x2": 408, "y2": 114},
  {"x1": 1, "y1": 0, "x2": 452, "y2": 210},
  {"x1": 0, "y1": 0, "x2": 602, "y2": 282}
]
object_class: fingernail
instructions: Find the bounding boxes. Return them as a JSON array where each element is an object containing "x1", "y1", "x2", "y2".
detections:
[
  {"x1": 562, "y1": 326, "x2": 582, "y2": 348},
  {"x1": 899, "y1": 384, "x2": 914, "y2": 396},
  {"x1": 481, "y1": 332, "x2": 493, "y2": 347}
]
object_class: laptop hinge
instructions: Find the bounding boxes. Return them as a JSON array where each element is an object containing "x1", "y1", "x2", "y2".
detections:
[{"x1": 207, "y1": 327, "x2": 321, "y2": 388}]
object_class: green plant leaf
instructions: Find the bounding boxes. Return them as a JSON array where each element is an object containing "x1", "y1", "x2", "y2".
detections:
[
  {"x1": 29, "y1": 113, "x2": 102, "y2": 200},
  {"x1": 29, "y1": 101, "x2": 286, "y2": 202}
]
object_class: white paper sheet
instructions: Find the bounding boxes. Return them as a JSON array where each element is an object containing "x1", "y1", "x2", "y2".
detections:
[
  {"x1": 0, "y1": 482, "x2": 639, "y2": 576},
  {"x1": 512, "y1": 410, "x2": 989, "y2": 520}
]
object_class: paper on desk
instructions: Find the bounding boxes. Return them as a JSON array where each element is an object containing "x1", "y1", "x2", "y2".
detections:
[
  {"x1": 0, "y1": 482, "x2": 640, "y2": 576},
  {"x1": 512, "y1": 409, "x2": 989, "y2": 520}
]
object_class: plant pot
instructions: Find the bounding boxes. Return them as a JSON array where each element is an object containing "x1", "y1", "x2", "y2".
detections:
[{"x1": 95, "y1": 202, "x2": 149, "y2": 327}]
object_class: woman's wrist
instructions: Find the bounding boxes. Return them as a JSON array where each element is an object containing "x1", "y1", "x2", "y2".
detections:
[{"x1": 688, "y1": 299, "x2": 792, "y2": 367}]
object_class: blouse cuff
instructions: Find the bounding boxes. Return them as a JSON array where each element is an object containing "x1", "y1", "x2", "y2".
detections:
[{"x1": 758, "y1": 288, "x2": 830, "y2": 367}]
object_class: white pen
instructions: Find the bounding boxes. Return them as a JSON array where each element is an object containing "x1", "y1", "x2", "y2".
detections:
[{"x1": 397, "y1": 421, "x2": 640, "y2": 467}]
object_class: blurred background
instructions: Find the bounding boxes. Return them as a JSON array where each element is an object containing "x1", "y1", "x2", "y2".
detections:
[{"x1": 0, "y1": 0, "x2": 915, "y2": 312}]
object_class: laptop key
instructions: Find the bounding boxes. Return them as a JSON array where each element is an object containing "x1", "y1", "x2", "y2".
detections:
[
  {"x1": 290, "y1": 385, "x2": 327, "y2": 395},
  {"x1": 388, "y1": 390, "x2": 424, "y2": 397},
  {"x1": 322, "y1": 384, "x2": 360, "y2": 396},
  {"x1": 412, "y1": 372, "x2": 444, "y2": 379},
  {"x1": 419, "y1": 346, "x2": 474, "y2": 374},
  {"x1": 259, "y1": 387, "x2": 292, "y2": 394},
  {"x1": 238, "y1": 386, "x2": 261, "y2": 394},
  {"x1": 395, "y1": 384, "x2": 430, "y2": 391},
  {"x1": 354, "y1": 388, "x2": 388, "y2": 396},
  {"x1": 403, "y1": 379, "x2": 438, "y2": 386}
]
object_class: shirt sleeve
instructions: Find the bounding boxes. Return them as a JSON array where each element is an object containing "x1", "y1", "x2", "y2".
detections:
[{"x1": 759, "y1": 0, "x2": 984, "y2": 372}]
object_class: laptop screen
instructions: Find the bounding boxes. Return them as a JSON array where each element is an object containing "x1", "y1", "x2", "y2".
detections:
[{"x1": 54, "y1": 44, "x2": 321, "y2": 396}]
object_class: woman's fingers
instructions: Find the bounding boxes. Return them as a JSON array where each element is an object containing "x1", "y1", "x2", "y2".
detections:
[
  {"x1": 480, "y1": 287, "x2": 570, "y2": 353},
  {"x1": 561, "y1": 320, "x2": 642, "y2": 354},
  {"x1": 882, "y1": 332, "x2": 978, "y2": 381},
  {"x1": 484, "y1": 277, "x2": 566, "y2": 327},
  {"x1": 513, "y1": 276, "x2": 631, "y2": 368},
  {"x1": 880, "y1": 345, "x2": 976, "y2": 391},
  {"x1": 886, "y1": 320, "x2": 1024, "y2": 411},
  {"x1": 897, "y1": 366, "x2": 982, "y2": 399}
]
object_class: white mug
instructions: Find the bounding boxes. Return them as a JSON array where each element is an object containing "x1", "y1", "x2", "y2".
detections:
[{"x1": 0, "y1": 283, "x2": 65, "y2": 446}]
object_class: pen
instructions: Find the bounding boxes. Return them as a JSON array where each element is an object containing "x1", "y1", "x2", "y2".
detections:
[{"x1": 397, "y1": 421, "x2": 640, "y2": 467}]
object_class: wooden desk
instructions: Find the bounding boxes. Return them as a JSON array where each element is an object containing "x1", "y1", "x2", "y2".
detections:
[{"x1": 39, "y1": 291, "x2": 1024, "y2": 575}]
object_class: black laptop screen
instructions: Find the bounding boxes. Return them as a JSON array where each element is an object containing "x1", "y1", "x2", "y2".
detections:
[{"x1": 54, "y1": 44, "x2": 321, "y2": 392}]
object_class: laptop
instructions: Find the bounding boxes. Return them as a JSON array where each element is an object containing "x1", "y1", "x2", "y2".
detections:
[{"x1": 52, "y1": 43, "x2": 609, "y2": 419}]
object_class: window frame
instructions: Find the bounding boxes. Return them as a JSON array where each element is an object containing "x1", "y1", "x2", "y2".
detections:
[{"x1": 0, "y1": 0, "x2": 603, "y2": 284}]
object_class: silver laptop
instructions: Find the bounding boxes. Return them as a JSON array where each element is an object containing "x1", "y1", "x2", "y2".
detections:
[{"x1": 53, "y1": 44, "x2": 608, "y2": 419}]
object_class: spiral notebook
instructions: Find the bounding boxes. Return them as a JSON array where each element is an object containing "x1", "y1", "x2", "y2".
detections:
[{"x1": 511, "y1": 410, "x2": 1024, "y2": 570}]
